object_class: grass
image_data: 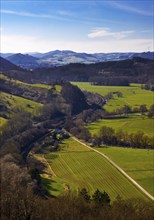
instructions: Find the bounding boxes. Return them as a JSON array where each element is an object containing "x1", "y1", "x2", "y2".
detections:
[
  {"x1": 33, "y1": 154, "x2": 65, "y2": 197},
  {"x1": 60, "y1": 138, "x2": 92, "y2": 152},
  {"x1": 95, "y1": 146, "x2": 154, "y2": 196},
  {"x1": 72, "y1": 82, "x2": 153, "y2": 112},
  {"x1": 43, "y1": 138, "x2": 147, "y2": 201},
  {"x1": 87, "y1": 116, "x2": 154, "y2": 137},
  {"x1": 0, "y1": 117, "x2": 8, "y2": 127},
  {"x1": 0, "y1": 92, "x2": 43, "y2": 115}
]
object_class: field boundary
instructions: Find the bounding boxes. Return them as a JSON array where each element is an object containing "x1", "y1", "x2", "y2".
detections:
[{"x1": 70, "y1": 135, "x2": 154, "y2": 201}]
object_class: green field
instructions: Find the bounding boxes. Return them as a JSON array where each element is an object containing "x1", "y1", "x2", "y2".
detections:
[
  {"x1": 42, "y1": 138, "x2": 147, "y2": 200},
  {"x1": 95, "y1": 146, "x2": 154, "y2": 196},
  {"x1": 60, "y1": 138, "x2": 91, "y2": 152},
  {"x1": 0, "y1": 117, "x2": 8, "y2": 126},
  {"x1": 87, "y1": 116, "x2": 154, "y2": 137},
  {"x1": 1, "y1": 92, "x2": 43, "y2": 115},
  {"x1": 72, "y1": 82, "x2": 153, "y2": 112}
]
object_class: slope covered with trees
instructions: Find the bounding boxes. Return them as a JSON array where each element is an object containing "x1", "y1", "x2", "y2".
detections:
[{"x1": 1, "y1": 57, "x2": 154, "y2": 85}]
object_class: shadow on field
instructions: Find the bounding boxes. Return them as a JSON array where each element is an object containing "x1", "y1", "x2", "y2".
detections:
[{"x1": 41, "y1": 177, "x2": 59, "y2": 194}]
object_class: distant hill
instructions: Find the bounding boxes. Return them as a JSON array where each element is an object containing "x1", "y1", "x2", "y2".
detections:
[
  {"x1": 34, "y1": 57, "x2": 154, "y2": 85},
  {"x1": 0, "y1": 56, "x2": 20, "y2": 71},
  {"x1": 0, "y1": 53, "x2": 14, "y2": 58},
  {"x1": 133, "y1": 52, "x2": 154, "y2": 60},
  {"x1": 6, "y1": 53, "x2": 39, "y2": 69},
  {"x1": 2, "y1": 50, "x2": 154, "y2": 70}
]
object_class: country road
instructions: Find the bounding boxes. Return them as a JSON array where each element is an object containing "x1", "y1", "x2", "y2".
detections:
[{"x1": 71, "y1": 136, "x2": 154, "y2": 201}]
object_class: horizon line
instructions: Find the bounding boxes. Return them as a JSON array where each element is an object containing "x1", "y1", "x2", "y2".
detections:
[{"x1": 1, "y1": 50, "x2": 154, "y2": 55}]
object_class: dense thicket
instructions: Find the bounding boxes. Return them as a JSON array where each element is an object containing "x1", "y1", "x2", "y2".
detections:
[{"x1": 61, "y1": 83, "x2": 89, "y2": 114}]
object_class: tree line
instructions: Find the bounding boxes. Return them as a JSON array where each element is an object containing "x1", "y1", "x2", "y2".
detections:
[
  {"x1": 63, "y1": 106, "x2": 154, "y2": 149},
  {"x1": 141, "y1": 84, "x2": 154, "y2": 91},
  {"x1": 106, "y1": 104, "x2": 154, "y2": 117},
  {"x1": 92, "y1": 126, "x2": 154, "y2": 149}
]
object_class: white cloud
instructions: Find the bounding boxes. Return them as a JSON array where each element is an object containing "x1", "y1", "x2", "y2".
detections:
[
  {"x1": 88, "y1": 27, "x2": 134, "y2": 39},
  {"x1": 1, "y1": 34, "x2": 153, "y2": 53},
  {"x1": 108, "y1": 1, "x2": 153, "y2": 16},
  {"x1": 0, "y1": 9, "x2": 72, "y2": 22},
  {"x1": 1, "y1": 10, "x2": 37, "y2": 17}
]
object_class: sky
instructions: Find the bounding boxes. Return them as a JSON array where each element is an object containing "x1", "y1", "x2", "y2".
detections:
[{"x1": 0, "y1": 0, "x2": 154, "y2": 53}]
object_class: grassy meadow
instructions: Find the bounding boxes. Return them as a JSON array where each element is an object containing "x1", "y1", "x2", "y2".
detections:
[
  {"x1": 87, "y1": 116, "x2": 154, "y2": 137},
  {"x1": 0, "y1": 92, "x2": 43, "y2": 115},
  {"x1": 72, "y1": 82, "x2": 153, "y2": 112},
  {"x1": 41, "y1": 138, "x2": 147, "y2": 200},
  {"x1": 95, "y1": 146, "x2": 154, "y2": 196}
]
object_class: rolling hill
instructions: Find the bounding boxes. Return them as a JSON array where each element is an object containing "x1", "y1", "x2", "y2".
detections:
[
  {"x1": 6, "y1": 53, "x2": 39, "y2": 69},
  {"x1": 1, "y1": 56, "x2": 154, "y2": 85},
  {"x1": 2, "y1": 50, "x2": 154, "y2": 69},
  {"x1": 0, "y1": 56, "x2": 20, "y2": 71}
]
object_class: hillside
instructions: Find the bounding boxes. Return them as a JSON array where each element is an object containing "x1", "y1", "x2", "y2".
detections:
[
  {"x1": 0, "y1": 56, "x2": 20, "y2": 71},
  {"x1": 2, "y1": 50, "x2": 154, "y2": 69},
  {"x1": 2, "y1": 57, "x2": 154, "y2": 85},
  {"x1": 6, "y1": 53, "x2": 39, "y2": 69}
]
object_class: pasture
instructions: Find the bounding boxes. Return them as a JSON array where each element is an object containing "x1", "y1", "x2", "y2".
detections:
[
  {"x1": 87, "y1": 116, "x2": 154, "y2": 137},
  {"x1": 72, "y1": 82, "x2": 153, "y2": 112},
  {"x1": 43, "y1": 138, "x2": 147, "y2": 200},
  {"x1": 95, "y1": 147, "x2": 154, "y2": 196}
]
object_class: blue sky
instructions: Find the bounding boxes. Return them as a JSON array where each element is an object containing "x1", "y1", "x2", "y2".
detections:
[{"x1": 1, "y1": 0, "x2": 153, "y2": 53}]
